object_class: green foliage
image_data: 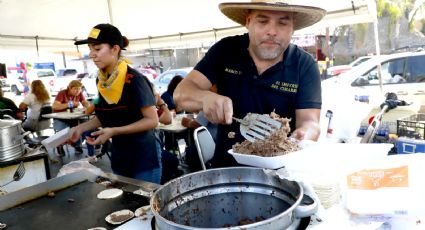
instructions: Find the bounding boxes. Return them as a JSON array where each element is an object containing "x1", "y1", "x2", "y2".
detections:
[
  {"x1": 353, "y1": 23, "x2": 369, "y2": 48},
  {"x1": 377, "y1": 0, "x2": 385, "y2": 17},
  {"x1": 421, "y1": 19, "x2": 425, "y2": 34}
]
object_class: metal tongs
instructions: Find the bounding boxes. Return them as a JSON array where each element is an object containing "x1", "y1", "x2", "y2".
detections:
[
  {"x1": 233, "y1": 113, "x2": 282, "y2": 142},
  {"x1": 0, "y1": 161, "x2": 26, "y2": 188}
]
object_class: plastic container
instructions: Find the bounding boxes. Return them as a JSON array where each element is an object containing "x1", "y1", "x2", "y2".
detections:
[
  {"x1": 68, "y1": 101, "x2": 74, "y2": 113},
  {"x1": 396, "y1": 137, "x2": 425, "y2": 154}
]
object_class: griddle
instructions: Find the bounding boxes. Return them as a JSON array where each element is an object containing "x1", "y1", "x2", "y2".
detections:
[{"x1": 0, "y1": 171, "x2": 151, "y2": 230}]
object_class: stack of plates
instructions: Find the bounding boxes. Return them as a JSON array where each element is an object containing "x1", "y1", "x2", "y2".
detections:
[{"x1": 312, "y1": 181, "x2": 341, "y2": 209}]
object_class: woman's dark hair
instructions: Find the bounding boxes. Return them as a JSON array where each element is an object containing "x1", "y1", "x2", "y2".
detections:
[
  {"x1": 118, "y1": 36, "x2": 129, "y2": 56},
  {"x1": 167, "y1": 75, "x2": 183, "y2": 95},
  {"x1": 122, "y1": 36, "x2": 129, "y2": 48}
]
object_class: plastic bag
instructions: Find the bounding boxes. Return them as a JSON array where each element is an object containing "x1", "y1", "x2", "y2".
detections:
[
  {"x1": 345, "y1": 154, "x2": 425, "y2": 227},
  {"x1": 57, "y1": 159, "x2": 104, "y2": 178}
]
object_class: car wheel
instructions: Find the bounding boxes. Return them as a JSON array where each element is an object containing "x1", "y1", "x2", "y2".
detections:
[{"x1": 11, "y1": 85, "x2": 21, "y2": 95}]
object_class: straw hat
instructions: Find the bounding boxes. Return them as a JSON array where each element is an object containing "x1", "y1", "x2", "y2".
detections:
[{"x1": 219, "y1": 0, "x2": 326, "y2": 30}]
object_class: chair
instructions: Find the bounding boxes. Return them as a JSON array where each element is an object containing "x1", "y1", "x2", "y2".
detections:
[
  {"x1": 0, "y1": 109, "x2": 14, "y2": 119},
  {"x1": 16, "y1": 105, "x2": 51, "y2": 150},
  {"x1": 193, "y1": 126, "x2": 215, "y2": 170},
  {"x1": 39, "y1": 104, "x2": 53, "y2": 121}
]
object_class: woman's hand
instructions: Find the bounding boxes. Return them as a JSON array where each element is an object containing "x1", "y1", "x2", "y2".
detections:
[
  {"x1": 86, "y1": 128, "x2": 114, "y2": 145},
  {"x1": 68, "y1": 126, "x2": 82, "y2": 143}
]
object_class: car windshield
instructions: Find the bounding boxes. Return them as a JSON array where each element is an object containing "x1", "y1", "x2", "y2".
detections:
[
  {"x1": 56, "y1": 69, "x2": 77, "y2": 77},
  {"x1": 351, "y1": 57, "x2": 371, "y2": 67},
  {"x1": 37, "y1": 71, "x2": 55, "y2": 77}
]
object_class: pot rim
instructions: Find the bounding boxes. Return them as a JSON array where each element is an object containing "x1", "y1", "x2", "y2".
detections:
[
  {"x1": 150, "y1": 167, "x2": 304, "y2": 229},
  {"x1": 0, "y1": 120, "x2": 22, "y2": 129}
]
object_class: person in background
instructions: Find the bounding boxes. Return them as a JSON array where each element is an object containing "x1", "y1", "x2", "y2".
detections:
[
  {"x1": 174, "y1": 0, "x2": 325, "y2": 168},
  {"x1": 160, "y1": 75, "x2": 185, "y2": 152},
  {"x1": 0, "y1": 87, "x2": 23, "y2": 119},
  {"x1": 19, "y1": 80, "x2": 51, "y2": 136},
  {"x1": 52, "y1": 80, "x2": 90, "y2": 155},
  {"x1": 153, "y1": 86, "x2": 178, "y2": 184},
  {"x1": 159, "y1": 61, "x2": 164, "y2": 73},
  {"x1": 160, "y1": 75, "x2": 183, "y2": 112},
  {"x1": 71, "y1": 23, "x2": 160, "y2": 183}
]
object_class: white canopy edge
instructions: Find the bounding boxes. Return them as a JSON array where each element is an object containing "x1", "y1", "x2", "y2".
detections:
[{"x1": 0, "y1": 2, "x2": 375, "y2": 54}]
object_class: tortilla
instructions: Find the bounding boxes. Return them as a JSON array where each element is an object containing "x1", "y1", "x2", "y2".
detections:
[
  {"x1": 97, "y1": 188, "x2": 123, "y2": 200},
  {"x1": 134, "y1": 205, "x2": 151, "y2": 217},
  {"x1": 105, "y1": 209, "x2": 134, "y2": 225}
]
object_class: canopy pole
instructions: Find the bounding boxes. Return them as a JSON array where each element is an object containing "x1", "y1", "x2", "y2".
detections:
[
  {"x1": 35, "y1": 36, "x2": 39, "y2": 57},
  {"x1": 74, "y1": 37, "x2": 80, "y2": 53},
  {"x1": 107, "y1": 0, "x2": 114, "y2": 25},
  {"x1": 370, "y1": 0, "x2": 383, "y2": 93}
]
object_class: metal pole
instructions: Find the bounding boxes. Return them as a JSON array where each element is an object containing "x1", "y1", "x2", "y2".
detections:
[
  {"x1": 35, "y1": 36, "x2": 39, "y2": 57},
  {"x1": 107, "y1": 0, "x2": 114, "y2": 25},
  {"x1": 62, "y1": 52, "x2": 67, "y2": 68},
  {"x1": 326, "y1": 27, "x2": 330, "y2": 68},
  {"x1": 371, "y1": 1, "x2": 383, "y2": 93}
]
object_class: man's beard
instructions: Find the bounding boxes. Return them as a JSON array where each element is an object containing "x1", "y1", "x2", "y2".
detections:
[{"x1": 253, "y1": 42, "x2": 285, "y2": 60}]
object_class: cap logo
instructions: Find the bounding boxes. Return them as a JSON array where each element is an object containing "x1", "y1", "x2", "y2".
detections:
[{"x1": 89, "y1": 28, "x2": 101, "y2": 39}]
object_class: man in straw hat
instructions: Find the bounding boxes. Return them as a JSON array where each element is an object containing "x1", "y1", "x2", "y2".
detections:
[{"x1": 174, "y1": 0, "x2": 326, "y2": 168}]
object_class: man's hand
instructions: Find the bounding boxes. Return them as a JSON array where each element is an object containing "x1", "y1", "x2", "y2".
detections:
[
  {"x1": 290, "y1": 129, "x2": 306, "y2": 140},
  {"x1": 202, "y1": 94, "x2": 233, "y2": 124}
]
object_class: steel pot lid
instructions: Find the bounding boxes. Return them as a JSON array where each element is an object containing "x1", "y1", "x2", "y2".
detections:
[{"x1": 0, "y1": 120, "x2": 22, "y2": 129}]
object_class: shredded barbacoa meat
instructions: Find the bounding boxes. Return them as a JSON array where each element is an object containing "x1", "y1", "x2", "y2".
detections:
[{"x1": 232, "y1": 112, "x2": 300, "y2": 157}]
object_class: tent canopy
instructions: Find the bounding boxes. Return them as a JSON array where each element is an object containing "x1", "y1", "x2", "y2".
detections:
[{"x1": 0, "y1": 0, "x2": 376, "y2": 51}]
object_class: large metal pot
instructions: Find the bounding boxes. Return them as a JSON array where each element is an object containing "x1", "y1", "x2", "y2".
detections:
[
  {"x1": 151, "y1": 167, "x2": 317, "y2": 230},
  {"x1": 0, "y1": 119, "x2": 29, "y2": 161}
]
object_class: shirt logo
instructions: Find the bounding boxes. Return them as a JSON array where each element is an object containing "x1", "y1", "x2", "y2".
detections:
[
  {"x1": 271, "y1": 81, "x2": 298, "y2": 93},
  {"x1": 224, "y1": 68, "x2": 242, "y2": 75}
]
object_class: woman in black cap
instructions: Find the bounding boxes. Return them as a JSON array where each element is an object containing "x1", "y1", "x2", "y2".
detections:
[{"x1": 71, "y1": 23, "x2": 161, "y2": 183}]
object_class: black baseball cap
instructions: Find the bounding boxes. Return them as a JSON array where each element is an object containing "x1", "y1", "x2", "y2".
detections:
[{"x1": 74, "y1": 23, "x2": 125, "y2": 49}]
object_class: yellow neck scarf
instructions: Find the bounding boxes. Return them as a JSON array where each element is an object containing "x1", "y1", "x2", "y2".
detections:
[{"x1": 97, "y1": 58, "x2": 132, "y2": 104}]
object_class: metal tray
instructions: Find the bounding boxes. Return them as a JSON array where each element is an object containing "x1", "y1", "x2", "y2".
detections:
[{"x1": 0, "y1": 171, "x2": 151, "y2": 230}]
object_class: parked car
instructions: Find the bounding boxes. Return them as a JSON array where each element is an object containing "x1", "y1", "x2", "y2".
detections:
[
  {"x1": 80, "y1": 72, "x2": 98, "y2": 99},
  {"x1": 53, "y1": 68, "x2": 79, "y2": 93},
  {"x1": 324, "y1": 51, "x2": 425, "y2": 104},
  {"x1": 138, "y1": 68, "x2": 158, "y2": 82},
  {"x1": 326, "y1": 56, "x2": 372, "y2": 77},
  {"x1": 321, "y1": 50, "x2": 425, "y2": 140},
  {"x1": 153, "y1": 67, "x2": 193, "y2": 94},
  {"x1": 9, "y1": 75, "x2": 25, "y2": 95},
  {"x1": 10, "y1": 69, "x2": 57, "y2": 95}
]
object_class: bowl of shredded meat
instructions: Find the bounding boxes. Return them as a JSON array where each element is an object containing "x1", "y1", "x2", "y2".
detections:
[{"x1": 228, "y1": 112, "x2": 303, "y2": 169}]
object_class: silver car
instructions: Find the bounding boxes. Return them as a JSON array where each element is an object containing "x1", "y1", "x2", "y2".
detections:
[{"x1": 153, "y1": 67, "x2": 193, "y2": 94}]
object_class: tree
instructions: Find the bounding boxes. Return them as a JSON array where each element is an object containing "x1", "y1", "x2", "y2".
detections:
[{"x1": 408, "y1": 0, "x2": 425, "y2": 31}]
